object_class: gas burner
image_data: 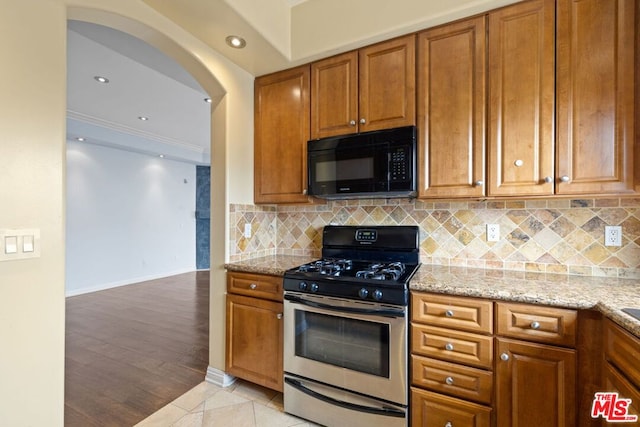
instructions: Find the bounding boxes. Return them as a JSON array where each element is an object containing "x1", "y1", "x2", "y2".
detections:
[
  {"x1": 356, "y1": 262, "x2": 406, "y2": 281},
  {"x1": 297, "y1": 258, "x2": 353, "y2": 276}
]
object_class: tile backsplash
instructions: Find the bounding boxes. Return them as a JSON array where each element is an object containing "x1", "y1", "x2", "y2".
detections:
[{"x1": 229, "y1": 198, "x2": 640, "y2": 278}]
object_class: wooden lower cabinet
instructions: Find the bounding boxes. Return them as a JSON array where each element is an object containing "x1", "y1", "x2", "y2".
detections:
[
  {"x1": 495, "y1": 337, "x2": 576, "y2": 427},
  {"x1": 411, "y1": 387, "x2": 491, "y2": 427},
  {"x1": 225, "y1": 293, "x2": 283, "y2": 392}
]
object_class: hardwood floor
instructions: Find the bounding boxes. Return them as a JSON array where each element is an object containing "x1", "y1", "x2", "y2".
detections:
[{"x1": 65, "y1": 271, "x2": 209, "y2": 426}]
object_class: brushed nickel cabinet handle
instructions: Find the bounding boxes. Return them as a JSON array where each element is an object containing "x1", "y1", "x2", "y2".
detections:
[
  {"x1": 359, "y1": 118, "x2": 366, "y2": 124},
  {"x1": 445, "y1": 343, "x2": 454, "y2": 351},
  {"x1": 501, "y1": 352, "x2": 510, "y2": 361},
  {"x1": 560, "y1": 175, "x2": 570, "y2": 183},
  {"x1": 530, "y1": 321, "x2": 541, "y2": 330},
  {"x1": 445, "y1": 376, "x2": 454, "y2": 385},
  {"x1": 445, "y1": 310, "x2": 454, "y2": 318},
  {"x1": 349, "y1": 120, "x2": 356, "y2": 126},
  {"x1": 249, "y1": 283, "x2": 257, "y2": 289}
]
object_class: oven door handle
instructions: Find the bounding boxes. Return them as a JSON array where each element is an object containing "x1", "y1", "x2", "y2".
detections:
[
  {"x1": 284, "y1": 294, "x2": 405, "y2": 317},
  {"x1": 284, "y1": 377, "x2": 405, "y2": 418}
]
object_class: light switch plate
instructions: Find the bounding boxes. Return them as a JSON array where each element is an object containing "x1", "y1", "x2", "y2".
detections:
[{"x1": 0, "y1": 229, "x2": 40, "y2": 261}]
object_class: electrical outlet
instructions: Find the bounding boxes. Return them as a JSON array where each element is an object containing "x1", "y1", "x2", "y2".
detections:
[
  {"x1": 244, "y1": 223, "x2": 252, "y2": 238},
  {"x1": 604, "y1": 225, "x2": 622, "y2": 247},
  {"x1": 486, "y1": 224, "x2": 500, "y2": 242}
]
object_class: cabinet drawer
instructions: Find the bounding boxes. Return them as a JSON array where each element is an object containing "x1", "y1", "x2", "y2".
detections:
[
  {"x1": 605, "y1": 319, "x2": 640, "y2": 389},
  {"x1": 412, "y1": 324, "x2": 493, "y2": 369},
  {"x1": 412, "y1": 292, "x2": 493, "y2": 334},
  {"x1": 411, "y1": 387, "x2": 491, "y2": 427},
  {"x1": 412, "y1": 354, "x2": 493, "y2": 404},
  {"x1": 227, "y1": 272, "x2": 282, "y2": 301},
  {"x1": 496, "y1": 302, "x2": 577, "y2": 346}
]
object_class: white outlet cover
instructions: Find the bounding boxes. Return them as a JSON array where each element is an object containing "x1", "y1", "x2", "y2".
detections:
[
  {"x1": 604, "y1": 225, "x2": 622, "y2": 247},
  {"x1": 486, "y1": 224, "x2": 500, "y2": 242},
  {"x1": 244, "y1": 223, "x2": 252, "y2": 238}
]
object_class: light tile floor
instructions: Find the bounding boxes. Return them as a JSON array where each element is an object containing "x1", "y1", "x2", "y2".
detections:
[{"x1": 135, "y1": 380, "x2": 322, "y2": 427}]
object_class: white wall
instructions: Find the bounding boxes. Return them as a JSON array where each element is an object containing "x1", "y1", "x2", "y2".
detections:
[{"x1": 66, "y1": 141, "x2": 196, "y2": 296}]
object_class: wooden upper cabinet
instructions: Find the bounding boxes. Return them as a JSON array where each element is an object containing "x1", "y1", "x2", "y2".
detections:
[
  {"x1": 311, "y1": 52, "x2": 358, "y2": 139},
  {"x1": 417, "y1": 16, "x2": 486, "y2": 198},
  {"x1": 310, "y1": 35, "x2": 416, "y2": 139},
  {"x1": 254, "y1": 65, "x2": 311, "y2": 204},
  {"x1": 556, "y1": 0, "x2": 636, "y2": 195},
  {"x1": 359, "y1": 35, "x2": 416, "y2": 132},
  {"x1": 488, "y1": 0, "x2": 555, "y2": 197}
]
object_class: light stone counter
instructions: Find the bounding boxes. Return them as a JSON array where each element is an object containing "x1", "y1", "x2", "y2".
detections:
[
  {"x1": 225, "y1": 255, "x2": 315, "y2": 277},
  {"x1": 411, "y1": 265, "x2": 640, "y2": 338},
  {"x1": 224, "y1": 256, "x2": 640, "y2": 338}
]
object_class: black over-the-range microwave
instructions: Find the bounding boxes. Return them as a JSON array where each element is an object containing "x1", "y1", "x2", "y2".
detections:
[{"x1": 307, "y1": 126, "x2": 417, "y2": 200}]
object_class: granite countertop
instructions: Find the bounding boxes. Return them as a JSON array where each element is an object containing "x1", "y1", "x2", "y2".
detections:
[{"x1": 225, "y1": 255, "x2": 640, "y2": 338}]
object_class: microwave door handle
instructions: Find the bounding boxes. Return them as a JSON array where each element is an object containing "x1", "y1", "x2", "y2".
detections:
[
  {"x1": 284, "y1": 377, "x2": 405, "y2": 418},
  {"x1": 284, "y1": 294, "x2": 405, "y2": 318}
]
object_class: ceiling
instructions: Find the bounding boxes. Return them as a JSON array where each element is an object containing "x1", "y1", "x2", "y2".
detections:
[{"x1": 67, "y1": 0, "x2": 519, "y2": 165}]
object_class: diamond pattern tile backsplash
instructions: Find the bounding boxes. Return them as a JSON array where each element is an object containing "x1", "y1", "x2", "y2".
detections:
[{"x1": 229, "y1": 198, "x2": 640, "y2": 278}]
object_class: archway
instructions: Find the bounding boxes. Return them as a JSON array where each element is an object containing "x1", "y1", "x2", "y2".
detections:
[{"x1": 65, "y1": 5, "x2": 231, "y2": 386}]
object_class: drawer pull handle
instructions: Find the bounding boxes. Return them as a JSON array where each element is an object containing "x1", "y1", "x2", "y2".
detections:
[
  {"x1": 277, "y1": 313, "x2": 283, "y2": 320},
  {"x1": 445, "y1": 422, "x2": 453, "y2": 427},
  {"x1": 445, "y1": 376, "x2": 454, "y2": 385},
  {"x1": 530, "y1": 321, "x2": 540, "y2": 330},
  {"x1": 500, "y1": 352, "x2": 510, "y2": 361},
  {"x1": 445, "y1": 310, "x2": 454, "y2": 318},
  {"x1": 249, "y1": 283, "x2": 257, "y2": 289},
  {"x1": 445, "y1": 343, "x2": 454, "y2": 351}
]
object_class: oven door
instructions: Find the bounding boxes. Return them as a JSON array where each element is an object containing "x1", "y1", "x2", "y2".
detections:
[{"x1": 283, "y1": 292, "x2": 407, "y2": 405}]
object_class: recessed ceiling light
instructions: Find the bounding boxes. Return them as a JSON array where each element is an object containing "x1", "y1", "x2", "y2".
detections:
[
  {"x1": 204, "y1": 98, "x2": 212, "y2": 103},
  {"x1": 76, "y1": 137, "x2": 85, "y2": 142},
  {"x1": 138, "y1": 116, "x2": 149, "y2": 121},
  {"x1": 94, "y1": 76, "x2": 109, "y2": 84},
  {"x1": 159, "y1": 154, "x2": 165, "y2": 158},
  {"x1": 225, "y1": 35, "x2": 246, "y2": 49}
]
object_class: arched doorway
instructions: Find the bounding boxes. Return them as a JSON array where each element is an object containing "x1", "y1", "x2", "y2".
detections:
[{"x1": 64, "y1": 3, "x2": 236, "y2": 420}]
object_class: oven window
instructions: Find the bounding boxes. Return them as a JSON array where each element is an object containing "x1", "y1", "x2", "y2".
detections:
[{"x1": 294, "y1": 310, "x2": 390, "y2": 377}]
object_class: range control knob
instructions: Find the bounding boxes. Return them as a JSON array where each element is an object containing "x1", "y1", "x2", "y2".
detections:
[
  {"x1": 298, "y1": 282, "x2": 308, "y2": 291},
  {"x1": 358, "y1": 288, "x2": 369, "y2": 299},
  {"x1": 372, "y1": 289, "x2": 383, "y2": 301},
  {"x1": 310, "y1": 283, "x2": 319, "y2": 293}
]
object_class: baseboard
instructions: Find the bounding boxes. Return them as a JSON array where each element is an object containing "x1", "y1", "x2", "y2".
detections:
[
  {"x1": 206, "y1": 366, "x2": 236, "y2": 388},
  {"x1": 65, "y1": 268, "x2": 196, "y2": 297}
]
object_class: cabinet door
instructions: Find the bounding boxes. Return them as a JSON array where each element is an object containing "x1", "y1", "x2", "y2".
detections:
[
  {"x1": 556, "y1": 0, "x2": 636, "y2": 194},
  {"x1": 311, "y1": 51, "x2": 358, "y2": 139},
  {"x1": 359, "y1": 35, "x2": 416, "y2": 132},
  {"x1": 254, "y1": 65, "x2": 310, "y2": 204},
  {"x1": 417, "y1": 17, "x2": 486, "y2": 198},
  {"x1": 225, "y1": 294, "x2": 284, "y2": 392},
  {"x1": 411, "y1": 387, "x2": 491, "y2": 427},
  {"x1": 496, "y1": 337, "x2": 576, "y2": 427},
  {"x1": 488, "y1": 0, "x2": 555, "y2": 196}
]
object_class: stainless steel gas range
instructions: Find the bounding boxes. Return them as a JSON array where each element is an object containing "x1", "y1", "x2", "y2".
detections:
[{"x1": 283, "y1": 225, "x2": 420, "y2": 427}]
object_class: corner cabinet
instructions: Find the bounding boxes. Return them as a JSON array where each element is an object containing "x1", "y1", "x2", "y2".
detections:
[
  {"x1": 311, "y1": 35, "x2": 416, "y2": 139},
  {"x1": 254, "y1": 65, "x2": 311, "y2": 204},
  {"x1": 602, "y1": 319, "x2": 640, "y2": 423},
  {"x1": 556, "y1": 0, "x2": 637, "y2": 195},
  {"x1": 225, "y1": 272, "x2": 284, "y2": 392}
]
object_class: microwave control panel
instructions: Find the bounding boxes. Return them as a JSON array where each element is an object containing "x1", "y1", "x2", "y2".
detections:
[{"x1": 390, "y1": 147, "x2": 410, "y2": 181}]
